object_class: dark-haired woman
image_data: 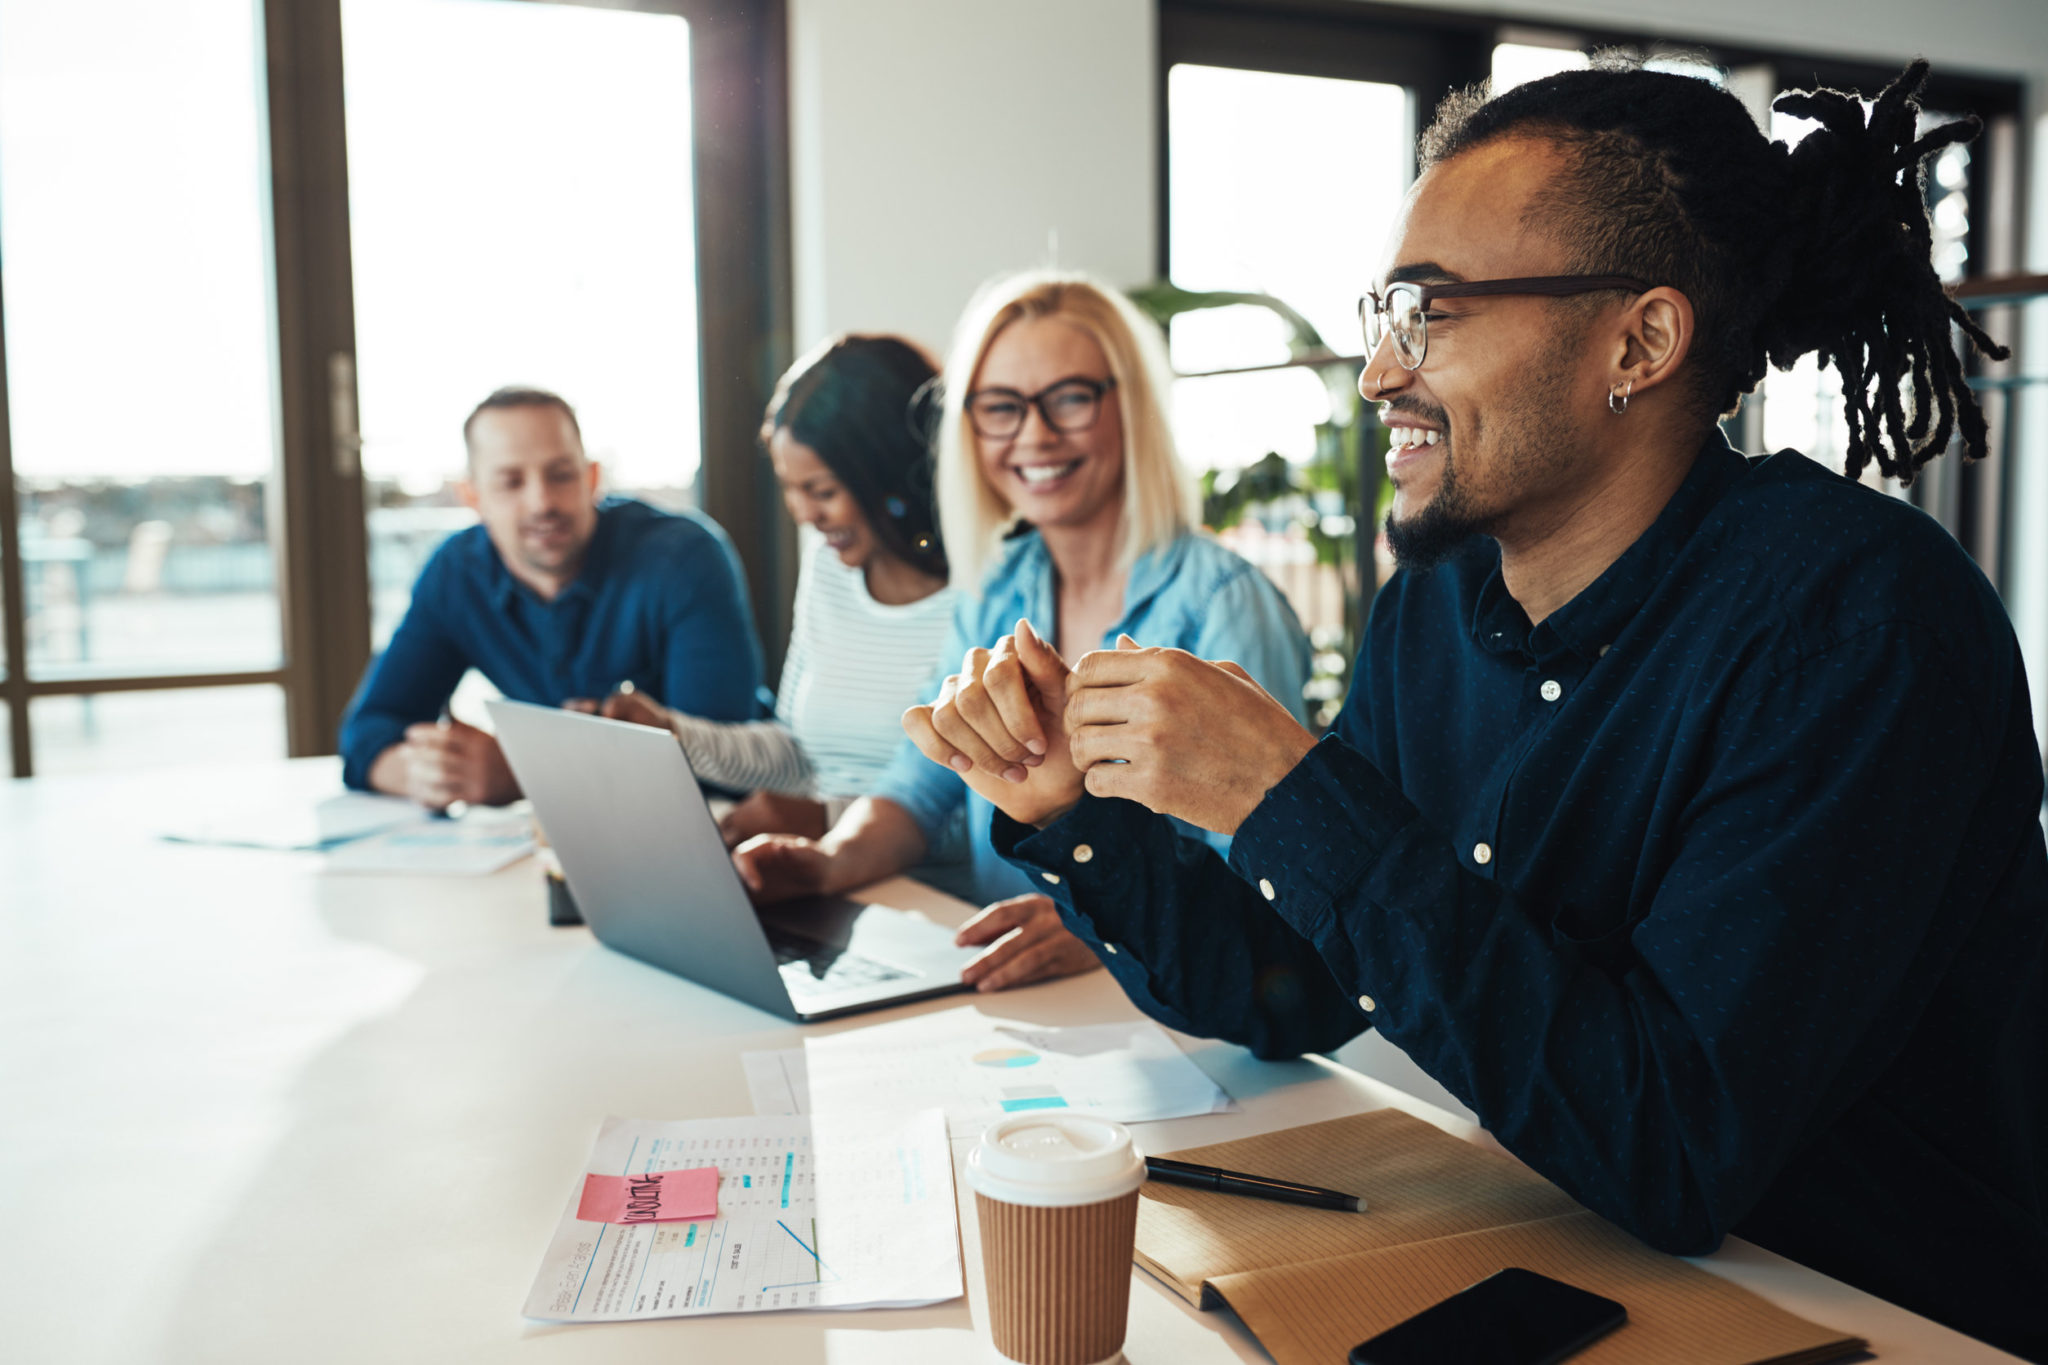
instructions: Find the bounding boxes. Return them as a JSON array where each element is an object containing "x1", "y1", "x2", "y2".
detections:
[{"x1": 591, "y1": 334, "x2": 956, "y2": 849}]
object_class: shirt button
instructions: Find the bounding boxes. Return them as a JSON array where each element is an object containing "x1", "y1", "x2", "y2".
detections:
[
  {"x1": 1041, "y1": 871, "x2": 1061, "y2": 885},
  {"x1": 1104, "y1": 942, "x2": 1121, "y2": 956},
  {"x1": 1598, "y1": 645, "x2": 1611, "y2": 657},
  {"x1": 1258, "y1": 878, "x2": 1276, "y2": 900},
  {"x1": 1473, "y1": 842, "x2": 1493, "y2": 865},
  {"x1": 1540, "y1": 679, "x2": 1562, "y2": 702},
  {"x1": 1072, "y1": 844, "x2": 1094, "y2": 864},
  {"x1": 1357, "y1": 994, "x2": 1376, "y2": 1013}
]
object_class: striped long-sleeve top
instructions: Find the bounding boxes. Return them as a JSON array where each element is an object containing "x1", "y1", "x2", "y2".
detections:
[{"x1": 666, "y1": 532, "x2": 957, "y2": 807}]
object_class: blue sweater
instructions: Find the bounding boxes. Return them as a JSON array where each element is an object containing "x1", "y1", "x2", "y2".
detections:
[{"x1": 339, "y1": 498, "x2": 764, "y2": 788}]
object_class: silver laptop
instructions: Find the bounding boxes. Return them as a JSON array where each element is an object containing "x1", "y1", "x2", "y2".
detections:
[{"x1": 487, "y1": 699, "x2": 978, "y2": 1021}]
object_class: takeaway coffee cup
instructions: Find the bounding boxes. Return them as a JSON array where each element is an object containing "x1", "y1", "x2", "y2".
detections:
[{"x1": 964, "y1": 1113, "x2": 1147, "y2": 1365}]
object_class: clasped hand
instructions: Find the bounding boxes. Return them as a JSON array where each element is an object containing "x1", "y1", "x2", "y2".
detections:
[
  {"x1": 397, "y1": 717, "x2": 519, "y2": 809},
  {"x1": 902, "y1": 620, "x2": 1317, "y2": 835}
]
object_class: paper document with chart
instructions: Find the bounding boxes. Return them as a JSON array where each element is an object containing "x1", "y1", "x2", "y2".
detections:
[
  {"x1": 522, "y1": 1109, "x2": 960, "y2": 1321},
  {"x1": 321, "y1": 808, "x2": 534, "y2": 876},
  {"x1": 802, "y1": 1006, "x2": 1233, "y2": 1136},
  {"x1": 160, "y1": 790, "x2": 418, "y2": 851}
]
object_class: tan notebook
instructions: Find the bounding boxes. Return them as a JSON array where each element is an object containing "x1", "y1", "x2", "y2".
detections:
[{"x1": 1136, "y1": 1109, "x2": 1864, "y2": 1365}]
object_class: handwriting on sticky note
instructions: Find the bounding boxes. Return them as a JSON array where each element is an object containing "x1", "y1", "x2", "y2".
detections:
[{"x1": 578, "y1": 1166, "x2": 719, "y2": 1224}]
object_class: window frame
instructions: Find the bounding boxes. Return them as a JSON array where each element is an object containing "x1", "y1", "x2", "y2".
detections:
[{"x1": 0, "y1": 0, "x2": 791, "y2": 778}]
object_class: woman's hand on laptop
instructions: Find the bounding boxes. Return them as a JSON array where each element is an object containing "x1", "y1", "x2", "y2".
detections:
[
  {"x1": 904, "y1": 620, "x2": 1084, "y2": 829},
  {"x1": 733, "y1": 797, "x2": 929, "y2": 906},
  {"x1": 719, "y1": 792, "x2": 829, "y2": 848},
  {"x1": 956, "y1": 895, "x2": 1102, "y2": 991},
  {"x1": 562, "y1": 689, "x2": 670, "y2": 729},
  {"x1": 730, "y1": 834, "x2": 831, "y2": 904}
]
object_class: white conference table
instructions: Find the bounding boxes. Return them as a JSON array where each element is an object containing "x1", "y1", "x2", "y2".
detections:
[{"x1": 0, "y1": 758, "x2": 2021, "y2": 1364}]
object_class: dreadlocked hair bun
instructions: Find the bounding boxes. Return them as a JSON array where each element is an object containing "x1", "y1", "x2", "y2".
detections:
[
  {"x1": 1762, "y1": 60, "x2": 2009, "y2": 481},
  {"x1": 1420, "y1": 56, "x2": 2007, "y2": 484}
]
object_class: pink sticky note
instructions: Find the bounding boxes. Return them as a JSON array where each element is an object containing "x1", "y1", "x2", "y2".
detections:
[{"x1": 577, "y1": 1166, "x2": 720, "y2": 1225}]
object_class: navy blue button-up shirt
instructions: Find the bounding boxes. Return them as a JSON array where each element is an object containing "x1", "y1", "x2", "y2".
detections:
[
  {"x1": 339, "y1": 498, "x2": 765, "y2": 788},
  {"x1": 997, "y1": 433, "x2": 2048, "y2": 1359}
]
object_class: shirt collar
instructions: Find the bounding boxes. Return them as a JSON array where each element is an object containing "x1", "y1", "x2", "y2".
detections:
[
  {"x1": 1121, "y1": 532, "x2": 1186, "y2": 624},
  {"x1": 481, "y1": 534, "x2": 521, "y2": 611},
  {"x1": 1471, "y1": 427, "x2": 1750, "y2": 661},
  {"x1": 481, "y1": 499, "x2": 620, "y2": 610},
  {"x1": 988, "y1": 522, "x2": 1188, "y2": 641}
]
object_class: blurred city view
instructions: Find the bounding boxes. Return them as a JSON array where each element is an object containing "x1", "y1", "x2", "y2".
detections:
[{"x1": 2, "y1": 0, "x2": 697, "y2": 772}]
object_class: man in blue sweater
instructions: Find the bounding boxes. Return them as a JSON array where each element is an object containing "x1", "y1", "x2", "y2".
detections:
[{"x1": 339, "y1": 386, "x2": 764, "y2": 807}]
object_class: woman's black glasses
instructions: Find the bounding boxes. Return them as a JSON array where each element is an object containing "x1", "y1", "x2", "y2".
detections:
[{"x1": 964, "y1": 376, "x2": 1117, "y2": 440}]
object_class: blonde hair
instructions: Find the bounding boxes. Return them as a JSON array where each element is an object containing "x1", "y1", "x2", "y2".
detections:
[{"x1": 934, "y1": 270, "x2": 1197, "y2": 592}]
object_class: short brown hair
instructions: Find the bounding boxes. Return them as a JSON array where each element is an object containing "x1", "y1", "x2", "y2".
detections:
[{"x1": 462, "y1": 386, "x2": 584, "y2": 454}]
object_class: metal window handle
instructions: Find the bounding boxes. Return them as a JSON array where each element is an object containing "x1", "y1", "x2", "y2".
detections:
[{"x1": 328, "y1": 351, "x2": 362, "y2": 476}]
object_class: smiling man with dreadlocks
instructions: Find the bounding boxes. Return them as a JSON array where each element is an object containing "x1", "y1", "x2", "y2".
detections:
[{"x1": 902, "y1": 59, "x2": 2048, "y2": 1358}]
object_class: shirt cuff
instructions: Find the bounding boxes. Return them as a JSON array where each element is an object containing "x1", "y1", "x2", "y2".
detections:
[
  {"x1": 989, "y1": 795, "x2": 1149, "y2": 937},
  {"x1": 340, "y1": 721, "x2": 405, "y2": 792},
  {"x1": 1226, "y1": 732, "x2": 1417, "y2": 942},
  {"x1": 990, "y1": 796, "x2": 1193, "y2": 1016}
]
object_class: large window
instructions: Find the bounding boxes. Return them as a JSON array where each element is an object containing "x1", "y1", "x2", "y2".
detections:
[
  {"x1": 1166, "y1": 63, "x2": 1408, "y2": 477},
  {"x1": 0, "y1": 0, "x2": 289, "y2": 773},
  {"x1": 342, "y1": 0, "x2": 704, "y2": 649},
  {"x1": 1164, "y1": 59, "x2": 1415, "y2": 715},
  {"x1": 0, "y1": 0, "x2": 787, "y2": 778},
  {"x1": 1160, "y1": 2, "x2": 1491, "y2": 720}
]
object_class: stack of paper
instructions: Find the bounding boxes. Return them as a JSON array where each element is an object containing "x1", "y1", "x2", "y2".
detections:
[
  {"x1": 776, "y1": 1007, "x2": 1233, "y2": 1135},
  {"x1": 522, "y1": 1109, "x2": 960, "y2": 1322},
  {"x1": 161, "y1": 791, "x2": 419, "y2": 851},
  {"x1": 321, "y1": 809, "x2": 534, "y2": 876}
]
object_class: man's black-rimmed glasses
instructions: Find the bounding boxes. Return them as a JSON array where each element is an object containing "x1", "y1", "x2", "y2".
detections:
[{"x1": 1360, "y1": 275, "x2": 1653, "y2": 370}]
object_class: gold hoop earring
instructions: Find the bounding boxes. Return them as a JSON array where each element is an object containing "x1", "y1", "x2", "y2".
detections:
[{"x1": 1608, "y1": 379, "x2": 1634, "y2": 415}]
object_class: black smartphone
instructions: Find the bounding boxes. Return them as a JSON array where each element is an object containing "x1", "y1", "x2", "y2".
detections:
[{"x1": 1347, "y1": 1267, "x2": 1626, "y2": 1365}]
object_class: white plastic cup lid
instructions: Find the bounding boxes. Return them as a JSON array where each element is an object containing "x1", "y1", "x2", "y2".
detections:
[{"x1": 964, "y1": 1113, "x2": 1146, "y2": 1208}]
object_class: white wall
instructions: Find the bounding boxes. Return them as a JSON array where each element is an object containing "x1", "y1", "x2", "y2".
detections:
[{"x1": 787, "y1": 0, "x2": 1156, "y2": 359}]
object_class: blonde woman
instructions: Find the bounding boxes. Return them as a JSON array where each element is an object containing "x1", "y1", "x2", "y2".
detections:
[{"x1": 735, "y1": 271, "x2": 1311, "y2": 990}]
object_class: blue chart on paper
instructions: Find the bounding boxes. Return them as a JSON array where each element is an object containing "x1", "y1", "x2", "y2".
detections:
[
  {"x1": 998, "y1": 1081, "x2": 1070, "y2": 1113},
  {"x1": 761, "y1": 1218, "x2": 840, "y2": 1291}
]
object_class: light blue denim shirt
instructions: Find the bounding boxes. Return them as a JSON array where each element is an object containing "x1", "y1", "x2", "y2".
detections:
[{"x1": 872, "y1": 526, "x2": 1313, "y2": 906}]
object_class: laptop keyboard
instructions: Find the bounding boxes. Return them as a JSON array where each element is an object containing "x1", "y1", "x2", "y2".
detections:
[{"x1": 765, "y1": 925, "x2": 913, "y2": 998}]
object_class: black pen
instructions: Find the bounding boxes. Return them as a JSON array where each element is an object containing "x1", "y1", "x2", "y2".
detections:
[
  {"x1": 1144, "y1": 1157, "x2": 1366, "y2": 1213},
  {"x1": 426, "y1": 705, "x2": 456, "y2": 819}
]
